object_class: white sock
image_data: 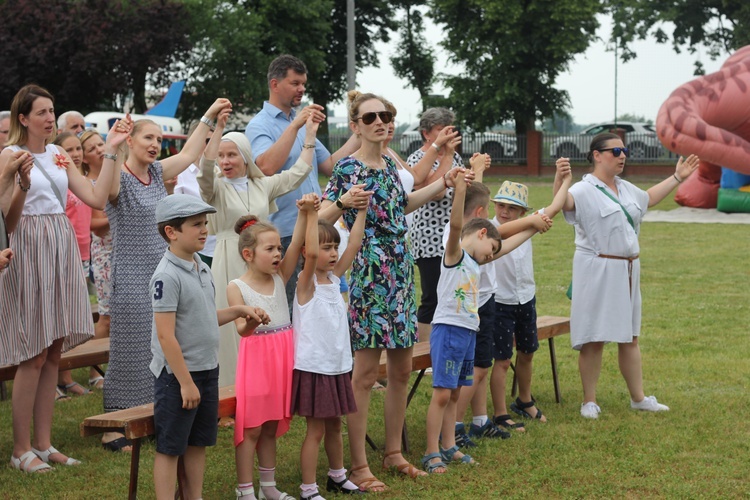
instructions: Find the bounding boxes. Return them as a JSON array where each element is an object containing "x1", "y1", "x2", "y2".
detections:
[{"x1": 473, "y1": 415, "x2": 488, "y2": 426}]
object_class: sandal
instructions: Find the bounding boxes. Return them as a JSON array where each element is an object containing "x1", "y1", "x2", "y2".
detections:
[
  {"x1": 421, "y1": 452, "x2": 448, "y2": 474},
  {"x1": 349, "y1": 464, "x2": 388, "y2": 492},
  {"x1": 494, "y1": 414, "x2": 526, "y2": 432},
  {"x1": 382, "y1": 450, "x2": 427, "y2": 478},
  {"x1": 55, "y1": 387, "x2": 71, "y2": 402},
  {"x1": 89, "y1": 376, "x2": 105, "y2": 389},
  {"x1": 510, "y1": 397, "x2": 546, "y2": 422},
  {"x1": 32, "y1": 446, "x2": 80, "y2": 466},
  {"x1": 57, "y1": 382, "x2": 90, "y2": 396},
  {"x1": 10, "y1": 451, "x2": 52, "y2": 473},
  {"x1": 257, "y1": 482, "x2": 293, "y2": 500},
  {"x1": 439, "y1": 445, "x2": 476, "y2": 465},
  {"x1": 102, "y1": 436, "x2": 132, "y2": 453}
]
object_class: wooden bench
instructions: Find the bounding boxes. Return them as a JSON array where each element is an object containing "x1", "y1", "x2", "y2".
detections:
[
  {"x1": 0, "y1": 337, "x2": 110, "y2": 399},
  {"x1": 370, "y1": 315, "x2": 570, "y2": 452},
  {"x1": 81, "y1": 385, "x2": 237, "y2": 500}
]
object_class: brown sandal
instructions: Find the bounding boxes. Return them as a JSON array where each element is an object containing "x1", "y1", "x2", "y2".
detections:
[
  {"x1": 382, "y1": 450, "x2": 427, "y2": 479},
  {"x1": 350, "y1": 464, "x2": 388, "y2": 492}
]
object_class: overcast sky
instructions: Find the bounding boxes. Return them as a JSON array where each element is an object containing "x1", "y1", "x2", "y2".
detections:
[{"x1": 330, "y1": 14, "x2": 727, "y2": 128}]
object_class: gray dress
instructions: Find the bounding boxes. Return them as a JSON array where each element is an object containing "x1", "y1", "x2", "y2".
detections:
[{"x1": 104, "y1": 163, "x2": 168, "y2": 411}]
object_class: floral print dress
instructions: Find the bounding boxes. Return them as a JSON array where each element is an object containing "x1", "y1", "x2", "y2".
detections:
[{"x1": 323, "y1": 156, "x2": 417, "y2": 350}]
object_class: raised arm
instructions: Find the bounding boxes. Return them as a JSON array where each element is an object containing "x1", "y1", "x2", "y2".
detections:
[
  {"x1": 321, "y1": 133, "x2": 360, "y2": 176},
  {"x1": 295, "y1": 197, "x2": 320, "y2": 306},
  {"x1": 553, "y1": 157, "x2": 576, "y2": 211},
  {"x1": 444, "y1": 168, "x2": 466, "y2": 266},
  {"x1": 108, "y1": 116, "x2": 134, "y2": 203},
  {"x1": 543, "y1": 163, "x2": 573, "y2": 218},
  {"x1": 469, "y1": 152, "x2": 491, "y2": 183},
  {"x1": 162, "y1": 99, "x2": 232, "y2": 180},
  {"x1": 280, "y1": 193, "x2": 319, "y2": 283},
  {"x1": 405, "y1": 167, "x2": 474, "y2": 215},
  {"x1": 334, "y1": 208, "x2": 366, "y2": 276},
  {"x1": 197, "y1": 109, "x2": 231, "y2": 204},
  {"x1": 647, "y1": 154, "x2": 699, "y2": 207},
  {"x1": 255, "y1": 104, "x2": 326, "y2": 176}
]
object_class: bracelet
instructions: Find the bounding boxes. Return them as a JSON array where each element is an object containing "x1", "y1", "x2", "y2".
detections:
[
  {"x1": 302, "y1": 143, "x2": 315, "y2": 149},
  {"x1": 431, "y1": 142, "x2": 440, "y2": 153},
  {"x1": 442, "y1": 174, "x2": 449, "y2": 189},
  {"x1": 103, "y1": 153, "x2": 117, "y2": 161},
  {"x1": 17, "y1": 177, "x2": 30, "y2": 192},
  {"x1": 200, "y1": 116, "x2": 216, "y2": 130},
  {"x1": 673, "y1": 173, "x2": 683, "y2": 183}
]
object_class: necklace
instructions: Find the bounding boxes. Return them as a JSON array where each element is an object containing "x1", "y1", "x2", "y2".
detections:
[{"x1": 123, "y1": 162, "x2": 152, "y2": 186}]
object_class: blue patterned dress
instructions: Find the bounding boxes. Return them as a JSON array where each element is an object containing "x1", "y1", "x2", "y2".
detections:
[
  {"x1": 104, "y1": 163, "x2": 168, "y2": 411},
  {"x1": 323, "y1": 156, "x2": 417, "y2": 350}
]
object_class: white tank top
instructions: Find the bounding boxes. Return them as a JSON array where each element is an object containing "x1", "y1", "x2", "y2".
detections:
[
  {"x1": 10, "y1": 145, "x2": 68, "y2": 215},
  {"x1": 230, "y1": 274, "x2": 290, "y2": 328},
  {"x1": 292, "y1": 272, "x2": 352, "y2": 375}
]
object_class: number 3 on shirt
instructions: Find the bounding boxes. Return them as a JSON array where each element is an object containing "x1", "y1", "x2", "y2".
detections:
[{"x1": 154, "y1": 280, "x2": 164, "y2": 300}]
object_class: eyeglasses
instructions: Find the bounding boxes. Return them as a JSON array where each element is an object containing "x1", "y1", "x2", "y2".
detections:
[
  {"x1": 597, "y1": 147, "x2": 630, "y2": 158},
  {"x1": 355, "y1": 111, "x2": 393, "y2": 125}
]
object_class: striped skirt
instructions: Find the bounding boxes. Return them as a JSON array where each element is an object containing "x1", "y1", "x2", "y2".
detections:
[{"x1": 0, "y1": 214, "x2": 93, "y2": 365}]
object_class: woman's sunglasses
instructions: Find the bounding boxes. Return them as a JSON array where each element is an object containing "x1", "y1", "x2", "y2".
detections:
[
  {"x1": 355, "y1": 111, "x2": 394, "y2": 125},
  {"x1": 597, "y1": 147, "x2": 630, "y2": 158}
]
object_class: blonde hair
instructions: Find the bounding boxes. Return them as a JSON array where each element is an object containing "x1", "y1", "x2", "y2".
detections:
[
  {"x1": 347, "y1": 90, "x2": 387, "y2": 123},
  {"x1": 121, "y1": 119, "x2": 160, "y2": 161},
  {"x1": 79, "y1": 130, "x2": 104, "y2": 176},
  {"x1": 234, "y1": 215, "x2": 278, "y2": 258},
  {"x1": 7, "y1": 84, "x2": 56, "y2": 147}
]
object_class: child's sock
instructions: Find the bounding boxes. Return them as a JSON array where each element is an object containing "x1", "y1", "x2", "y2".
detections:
[
  {"x1": 328, "y1": 467, "x2": 359, "y2": 491},
  {"x1": 259, "y1": 467, "x2": 284, "y2": 499},
  {"x1": 235, "y1": 482, "x2": 256, "y2": 499},
  {"x1": 300, "y1": 482, "x2": 321, "y2": 499},
  {"x1": 473, "y1": 415, "x2": 489, "y2": 427}
]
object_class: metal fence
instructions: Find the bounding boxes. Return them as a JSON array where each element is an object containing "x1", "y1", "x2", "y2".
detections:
[{"x1": 542, "y1": 132, "x2": 672, "y2": 164}]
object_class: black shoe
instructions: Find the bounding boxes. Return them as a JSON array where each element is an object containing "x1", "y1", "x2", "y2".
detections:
[{"x1": 326, "y1": 476, "x2": 364, "y2": 495}]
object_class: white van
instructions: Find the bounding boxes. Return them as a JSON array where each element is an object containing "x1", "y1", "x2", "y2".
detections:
[{"x1": 84, "y1": 112, "x2": 183, "y2": 137}]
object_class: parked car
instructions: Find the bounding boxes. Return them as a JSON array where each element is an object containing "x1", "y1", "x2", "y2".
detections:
[
  {"x1": 397, "y1": 124, "x2": 517, "y2": 160},
  {"x1": 549, "y1": 121, "x2": 662, "y2": 160}
]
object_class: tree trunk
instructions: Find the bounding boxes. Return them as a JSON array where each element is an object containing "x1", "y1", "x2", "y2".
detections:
[{"x1": 132, "y1": 71, "x2": 148, "y2": 114}]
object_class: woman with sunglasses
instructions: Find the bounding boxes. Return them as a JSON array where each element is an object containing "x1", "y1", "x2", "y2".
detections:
[
  {"x1": 320, "y1": 91, "x2": 472, "y2": 492},
  {"x1": 554, "y1": 132, "x2": 699, "y2": 420}
]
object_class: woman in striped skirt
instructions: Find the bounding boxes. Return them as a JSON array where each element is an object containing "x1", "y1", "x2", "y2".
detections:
[{"x1": 0, "y1": 84, "x2": 129, "y2": 473}]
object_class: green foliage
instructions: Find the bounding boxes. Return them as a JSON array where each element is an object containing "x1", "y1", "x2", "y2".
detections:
[
  {"x1": 429, "y1": 0, "x2": 601, "y2": 134},
  {"x1": 389, "y1": 2, "x2": 436, "y2": 112},
  {"x1": 610, "y1": 0, "x2": 750, "y2": 73}
]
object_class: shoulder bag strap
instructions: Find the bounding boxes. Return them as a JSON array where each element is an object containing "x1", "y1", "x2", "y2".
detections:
[
  {"x1": 595, "y1": 185, "x2": 635, "y2": 232},
  {"x1": 20, "y1": 146, "x2": 66, "y2": 210}
]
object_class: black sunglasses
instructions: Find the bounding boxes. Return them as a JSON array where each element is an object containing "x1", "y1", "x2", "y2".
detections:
[
  {"x1": 597, "y1": 147, "x2": 630, "y2": 158},
  {"x1": 355, "y1": 111, "x2": 393, "y2": 125}
]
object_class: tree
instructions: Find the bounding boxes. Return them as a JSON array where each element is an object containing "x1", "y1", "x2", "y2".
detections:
[
  {"x1": 610, "y1": 0, "x2": 750, "y2": 74},
  {"x1": 429, "y1": 0, "x2": 601, "y2": 134},
  {"x1": 0, "y1": 0, "x2": 191, "y2": 114},
  {"x1": 389, "y1": 1, "x2": 436, "y2": 113}
]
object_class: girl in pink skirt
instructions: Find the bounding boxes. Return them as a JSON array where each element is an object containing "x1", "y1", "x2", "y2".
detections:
[
  {"x1": 291, "y1": 201, "x2": 367, "y2": 499},
  {"x1": 227, "y1": 194, "x2": 320, "y2": 500}
]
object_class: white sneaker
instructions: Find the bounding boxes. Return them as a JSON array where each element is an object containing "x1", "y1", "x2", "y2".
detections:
[
  {"x1": 631, "y1": 395, "x2": 669, "y2": 412},
  {"x1": 580, "y1": 402, "x2": 601, "y2": 419}
]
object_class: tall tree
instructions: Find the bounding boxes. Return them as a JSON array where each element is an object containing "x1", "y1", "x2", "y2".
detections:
[
  {"x1": 389, "y1": 1, "x2": 436, "y2": 113},
  {"x1": 610, "y1": 0, "x2": 750, "y2": 74},
  {"x1": 430, "y1": 0, "x2": 600, "y2": 134}
]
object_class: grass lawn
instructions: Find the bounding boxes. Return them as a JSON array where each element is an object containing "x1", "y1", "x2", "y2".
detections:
[{"x1": 2, "y1": 174, "x2": 749, "y2": 498}]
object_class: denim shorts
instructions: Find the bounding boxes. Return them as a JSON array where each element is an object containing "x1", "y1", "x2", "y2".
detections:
[
  {"x1": 430, "y1": 323, "x2": 476, "y2": 389},
  {"x1": 153, "y1": 366, "x2": 219, "y2": 456},
  {"x1": 493, "y1": 297, "x2": 539, "y2": 361}
]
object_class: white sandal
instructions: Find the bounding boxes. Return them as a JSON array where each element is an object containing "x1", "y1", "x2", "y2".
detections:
[
  {"x1": 10, "y1": 451, "x2": 52, "y2": 473},
  {"x1": 31, "y1": 446, "x2": 81, "y2": 466},
  {"x1": 258, "y1": 482, "x2": 293, "y2": 500},
  {"x1": 89, "y1": 375, "x2": 105, "y2": 389}
]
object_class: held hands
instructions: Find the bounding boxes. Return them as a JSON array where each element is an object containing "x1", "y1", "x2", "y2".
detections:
[
  {"x1": 241, "y1": 306, "x2": 271, "y2": 332},
  {"x1": 296, "y1": 193, "x2": 321, "y2": 212},
  {"x1": 206, "y1": 98, "x2": 232, "y2": 120},
  {"x1": 0, "y1": 248, "x2": 12, "y2": 271},
  {"x1": 106, "y1": 114, "x2": 133, "y2": 149},
  {"x1": 443, "y1": 167, "x2": 475, "y2": 188},
  {"x1": 530, "y1": 213, "x2": 553, "y2": 233},
  {"x1": 3, "y1": 150, "x2": 34, "y2": 183},
  {"x1": 555, "y1": 157, "x2": 572, "y2": 180},
  {"x1": 294, "y1": 104, "x2": 326, "y2": 130},
  {"x1": 469, "y1": 152, "x2": 491, "y2": 173},
  {"x1": 304, "y1": 111, "x2": 320, "y2": 142},
  {"x1": 675, "y1": 154, "x2": 700, "y2": 182},
  {"x1": 341, "y1": 183, "x2": 374, "y2": 210},
  {"x1": 181, "y1": 381, "x2": 201, "y2": 410},
  {"x1": 216, "y1": 105, "x2": 232, "y2": 130}
]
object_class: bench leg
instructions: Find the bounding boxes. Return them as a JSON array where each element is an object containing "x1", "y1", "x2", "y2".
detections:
[
  {"x1": 129, "y1": 438, "x2": 141, "y2": 500},
  {"x1": 400, "y1": 369, "x2": 426, "y2": 454},
  {"x1": 92, "y1": 365, "x2": 106, "y2": 378},
  {"x1": 548, "y1": 338, "x2": 561, "y2": 404}
]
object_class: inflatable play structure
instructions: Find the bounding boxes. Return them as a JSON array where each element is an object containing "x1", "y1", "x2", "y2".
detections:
[{"x1": 656, "y1": 45, "x2": 750, "y2": 212}]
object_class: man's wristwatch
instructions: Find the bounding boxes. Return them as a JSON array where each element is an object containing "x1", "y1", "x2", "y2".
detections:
[{"x1": 336, "y1": 198, "x2": 345, "y2": 209}]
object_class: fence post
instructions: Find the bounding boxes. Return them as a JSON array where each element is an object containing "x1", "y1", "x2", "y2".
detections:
[{"x1": 526, "y1": 130, "x2": 542, "y2": 176}]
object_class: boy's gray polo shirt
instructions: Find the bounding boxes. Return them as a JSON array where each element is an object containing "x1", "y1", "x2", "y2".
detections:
[{"x1": 149, "y1": 250, "x2": 220, "y2": 377}]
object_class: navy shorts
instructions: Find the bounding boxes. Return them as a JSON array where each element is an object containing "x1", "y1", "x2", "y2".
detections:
[
  {"x1": 493, "y1": 297, "x2": 539, "y2": 361},
  {"x1": 430, "y1": 323, "x2": 476, "y2": 389},
  {"x1": 153, "y1": 366, "x2": 219, "y2": 456},
  {"x1": 474, "y1": 295, "x2": 496, "y2": 369}
]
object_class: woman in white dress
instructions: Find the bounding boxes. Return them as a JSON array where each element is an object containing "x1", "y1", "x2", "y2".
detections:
[
  {"x1": 555, "y1": 132, "x2": 699, "y2": 419},
  {"x1": 198, "y1": 112, "x2": 319, "y2": 388}
]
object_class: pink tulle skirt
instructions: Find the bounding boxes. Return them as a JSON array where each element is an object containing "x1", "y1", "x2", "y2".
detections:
[{"x1": 234, "y1": 324, "x2": 294, "y2": 446}]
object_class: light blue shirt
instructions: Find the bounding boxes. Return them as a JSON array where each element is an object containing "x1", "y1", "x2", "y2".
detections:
[{"x1": 245, "y1": 102, "x2": 330, "y2": 237}]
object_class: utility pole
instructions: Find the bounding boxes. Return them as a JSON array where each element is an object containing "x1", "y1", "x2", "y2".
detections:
[{"x1": 347, "y1": 0, "x2": 356, "y2": 90}]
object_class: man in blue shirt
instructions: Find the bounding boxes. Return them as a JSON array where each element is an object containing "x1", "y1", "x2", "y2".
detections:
[{"x1": 246, "y1": 54, "x2": 357, "y2": 305}]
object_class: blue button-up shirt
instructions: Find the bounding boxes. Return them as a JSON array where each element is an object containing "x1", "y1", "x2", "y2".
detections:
[{"x1": 245, "y1": 102, "x2": 330, "y2": 237}]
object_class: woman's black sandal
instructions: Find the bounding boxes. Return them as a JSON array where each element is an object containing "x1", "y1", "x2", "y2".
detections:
[
  {"x1": 494, "y1": 414, "x2": 525, "y2": 430},
  {"x1": 510, "y1": 397, "x2": 544, "y2": 420}
]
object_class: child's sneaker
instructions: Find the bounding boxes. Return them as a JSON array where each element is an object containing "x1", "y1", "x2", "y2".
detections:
[
  {"x1": 630, "y1": 395, "x2": 669, "y2": 412},
  {"x1": 454, "y1": 423, "x2": 477, "y2": 448},
  {"x1": 580, "y1": 402, "x2": 601, "y2": 419},
  {"x1": 468, "y1": 420, "x2": 511, "y2": 440}
]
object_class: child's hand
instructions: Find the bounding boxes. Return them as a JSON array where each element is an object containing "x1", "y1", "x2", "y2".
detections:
[
  {"x1": 2, "y1": 150, "x2": 33, "y2": 179},
  {"x1": 470, "y1": 153, "x2": 491, "y2": 173},
  {"x1": 555, "y1": 157, "x2": 572, "y2": 180},
  {"x1": 444, "y1": 167, "x2": 465, "y2": 188},
  {"x1": 216, "y1": 106, "x2": 232, "y2": 129},
  {"x1": 241, "y1": 306, "x2": 270, "y2": 329},
  {"x1": 530, "y1": 213, "x2": 553, "y2": 233},
  {"x1": 206, "y1": 98, "x2": 232, "y2": 120},
  {"x1": 0, "y1": 248, "x2": 12, "y2": 271},
  {"x1": 181, "y1": 381, "x2": 201, "y2": 410},
  {"x1": 296, "y1": 193, "x2": 319, "y2": 212},
  {"x1": 304, "y1": 111, "x2": 321, "y2": 140}
]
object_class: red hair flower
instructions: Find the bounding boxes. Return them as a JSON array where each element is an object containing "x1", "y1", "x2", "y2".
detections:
[{"x1": 53, "y1": 154, "x2": 70, "y2": 170}]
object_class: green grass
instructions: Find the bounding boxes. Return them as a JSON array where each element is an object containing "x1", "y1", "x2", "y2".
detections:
[{"x1": 2, "y1": 175, "x2": 749, "y2": 498}]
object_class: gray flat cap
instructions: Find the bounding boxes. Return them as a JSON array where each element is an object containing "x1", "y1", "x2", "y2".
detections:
[{"x1": 156, "y1": 194, "x2": 217, "y2": 223}]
